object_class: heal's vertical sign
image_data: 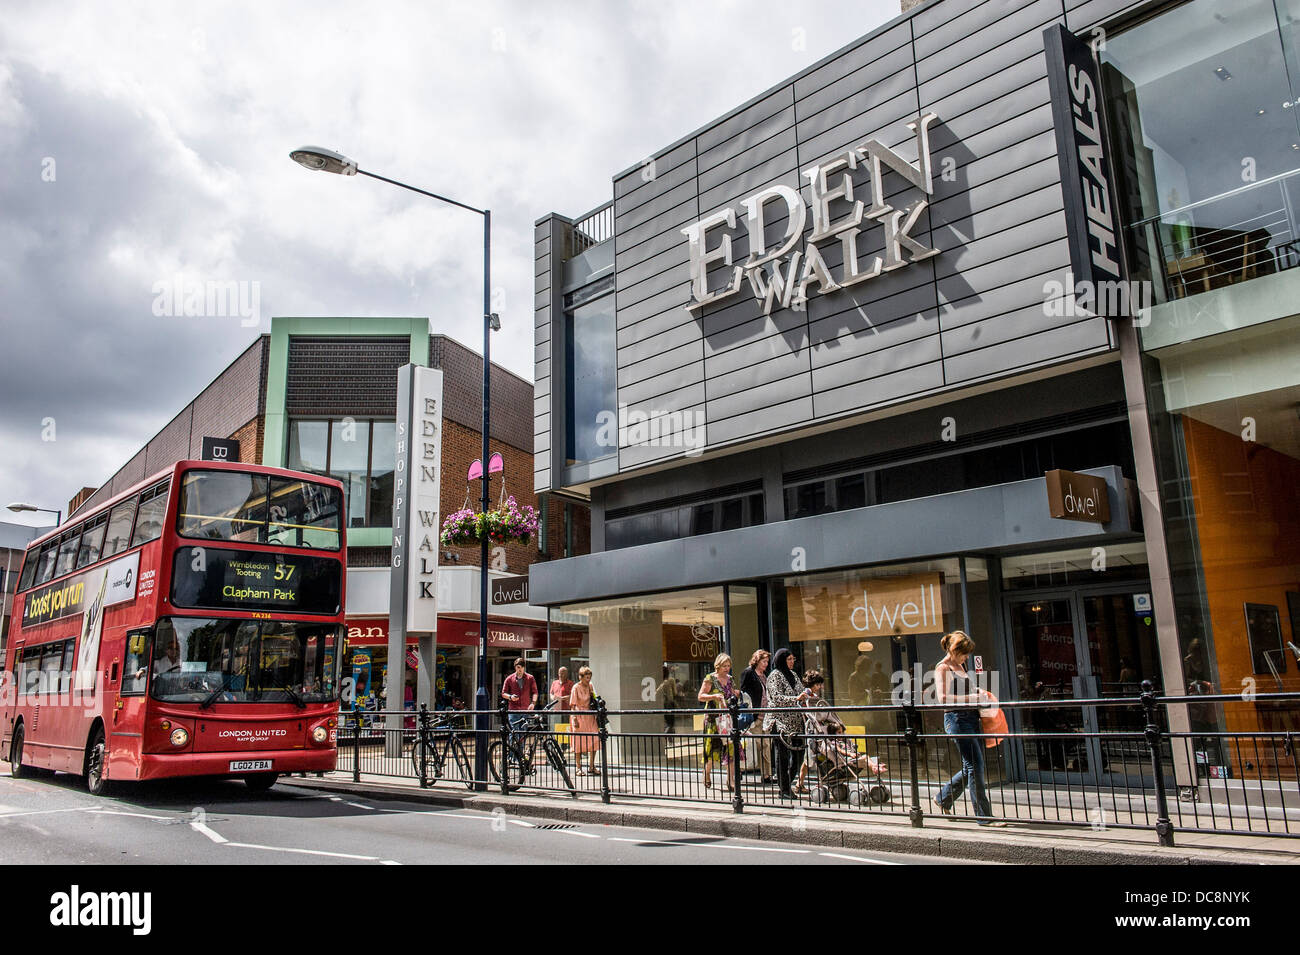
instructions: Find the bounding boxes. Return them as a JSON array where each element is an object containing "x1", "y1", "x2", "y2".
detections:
[{"x1": 788, "y1": 573, "x2": 945, "y2": 641}]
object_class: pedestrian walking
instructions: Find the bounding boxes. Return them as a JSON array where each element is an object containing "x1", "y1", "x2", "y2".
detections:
[
  {"x1": 739, "y1": 649, "x2": 773, "y2": 782},
  {"x1": 765, "y1": 648, "x2": 812, "y2": 799},
  {"x1": 933, "y1": 631, "x2": 1004, "y2": 826},
  {"x1": 568, "y1": 666, "x2": 599, "y2": 777},
  {"x1": 699, "y1": 653, "x2": 741, "y2": 791}
]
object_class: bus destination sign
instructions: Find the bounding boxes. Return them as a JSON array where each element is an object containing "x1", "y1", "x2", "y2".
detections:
[{"x1": 170, "y1": 547, "x2": 341, "y2": 615}]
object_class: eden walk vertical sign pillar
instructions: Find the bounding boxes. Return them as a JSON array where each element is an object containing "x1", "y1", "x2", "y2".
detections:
[{"x1": 387, "y1": 364, "x2": 443, "y2": 756}]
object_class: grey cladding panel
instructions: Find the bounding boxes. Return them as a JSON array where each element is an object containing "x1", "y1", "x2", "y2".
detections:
[
  {"x1": 814, "y1": 360, "x2": 946, "y2": 418},
  {"x1": 922, "y1": 53, "x2": 1048, "y2": 132},
  {"x1": 943, "y1": 316, "x2": 1111, "y2": 384},
  {"x1": 615, "y1": 156, "x2": 701, "y2": 222},
  {"x1": 794, "y1": 41, "x2": 917, "y2": 122},
  {"x1": 793, "y1": 21, "x2": 911, "y2": 100},
  {"x1": 914, "y1": 0, "x2": 1015, "y2": 61},
  {"x1": 939, "y1": 265, "x2": 1072, "y2": 330},
  {"x1": 706, "y1": 374, "x2": 814, "y2": 424},
  {"x1": 697, "y1": 102, "x2": 796, "y2": 177},
  {"x1": 706, "y1": 396, "x2": 813, "y2": 447},
  {"x1": 705, "y1": 348, "x2": 810, "y2": 401},
  {"x1": 915, "y1": 0, "x2": 1059, "y2": 87},
  {"x1": 811, "y1": 330, "x2": 943, "y2": 392},
  {"x1": 594, "y1": 0, "x2": 1114, "y2": 477},
  {"x1": 615, "y1": 139, "x2": 696, "y2": 203},
  {"x1": 617, "y1": 337, "x2": 702, "y2": 384}
]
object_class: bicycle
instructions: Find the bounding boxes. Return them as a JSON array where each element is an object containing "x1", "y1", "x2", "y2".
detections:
[
  {"x1": 410, "y1": 707, "x2": 474, "y2": 789},
  {"x1": 488, "y1": 699, "x2": 576, "y2": 794}
]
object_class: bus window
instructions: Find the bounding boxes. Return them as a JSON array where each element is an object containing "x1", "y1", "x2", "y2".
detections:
[
  {"x1": 60, "y1": 639, "x2": 75, "y2": 695},
  {"x1": 177, "y1": 471, "x2": 268, "y2": 543},
  {"x1": 54, "y1": 529, "x2": 81, "y2": 578},
  {"x1": 18, "y1": 550, "x2": 38, "y2": 591},
  {"x1": 34, "y1": 542, "x2": 59, "y2": 586},
  {"x1": 131, "y1": 484, "x2": 169, "y2": 548},
  {"x1": 39, "y1": 644, "x2": 61, "y2": 696},
  {"x1": 18, "y1": 647, "x2": 40, "y2": 697},
  {"x1": 122, "y1": 630, "x2": 150, "y2": 696},
  {"x1": 76, "y1": 516, "x2": 107, "y2": 569},
  {"x1": 102, "y1": 500, "x2": 136, "y2": 558},
  {"x1": 268, "y1": 477, "x2": 342, "y2": 550}
]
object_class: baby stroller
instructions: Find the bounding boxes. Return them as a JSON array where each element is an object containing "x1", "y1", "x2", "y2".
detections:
[{"x1": 801, "y1": 700, "x2": 890, "y2": 807}]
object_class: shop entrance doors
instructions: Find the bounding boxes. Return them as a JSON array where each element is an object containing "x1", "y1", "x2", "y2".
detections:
[{"x1": 1005, "y1": 584, "x2": 1162, "y2": 786}]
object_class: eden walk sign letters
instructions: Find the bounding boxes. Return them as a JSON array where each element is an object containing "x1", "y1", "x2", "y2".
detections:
[{"x1": 682, "y1": 113, "x2": 941, "y2": 316}]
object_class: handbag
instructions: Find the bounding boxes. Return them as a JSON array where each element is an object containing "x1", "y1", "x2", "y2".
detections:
[
  {"x1": 980, "y1": 694, "x2": 1008, "y2": 748},
  {"x1": 736, "y1": 691, "x2": 755, "y2": 731}
]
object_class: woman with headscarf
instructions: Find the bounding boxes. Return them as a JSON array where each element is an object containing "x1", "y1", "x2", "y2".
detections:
[{"x1": 765, "y1": 647, "x2": 812, "y2": 799}]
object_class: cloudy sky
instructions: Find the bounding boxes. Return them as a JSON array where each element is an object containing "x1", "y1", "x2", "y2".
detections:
[{"x1": 0, "y1": 0, "x2": 900, "y2": 526}]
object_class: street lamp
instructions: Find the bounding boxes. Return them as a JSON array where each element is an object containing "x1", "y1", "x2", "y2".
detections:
[
  {"x1": 6, "y1": 503, "x2": 61, "y2": 527},
  {"x1": 291, "y1": 145, "x2": 498, "y2": 786}
]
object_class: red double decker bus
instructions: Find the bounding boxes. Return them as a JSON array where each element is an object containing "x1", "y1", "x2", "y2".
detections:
[{"x1": 1, "y1": 461, "x2": 347, "y2": 794}]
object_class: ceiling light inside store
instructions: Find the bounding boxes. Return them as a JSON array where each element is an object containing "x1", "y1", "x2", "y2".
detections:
[{"x1": 857, "y1": 641, "x2": 874, "y2": 652}]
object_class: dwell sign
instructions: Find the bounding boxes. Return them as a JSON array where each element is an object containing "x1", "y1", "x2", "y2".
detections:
[
  {"x1": 1045, "y1": 469, "x2": 1111, "y2": 524},
  {"x1": 788, "y1": 573, "x2": 945, "y2": 641}
]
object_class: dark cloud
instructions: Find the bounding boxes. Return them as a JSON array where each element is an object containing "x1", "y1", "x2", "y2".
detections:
[{"x1": 0, "y1": 0, "x2": 895, "y2": 517}]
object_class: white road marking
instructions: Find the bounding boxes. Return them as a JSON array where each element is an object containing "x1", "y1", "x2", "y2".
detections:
[
  {"x1": 607, "y1": 837, "x2": 809, "y2": 854},
  {"x1": 190, "y1": 815, "x2": 228, "y2": 845},
  {"x1": 818, "y1": 852, "x2": 901, "y2": 865},
  {"x1": 224, "y1": 842, "x2": 380, "y2": 860},
  {"x1": 87, "y1": 810, "x2": 170, "y2": 821},
  {"x1": 344, "y1": 801, "x2": 372, "y2": 810},
  {"x1": 554, "y1": 829, "x2": 599, "y2": 839},
  {"x1": 380, "y1": 860, "x2": 401, "y2": 865},
  {"x1": 0, "y1": 807, "x2": 100, "y2": 819},
  {"x1": 509, "y1": 819, "x2": 536, "y2": 828}
]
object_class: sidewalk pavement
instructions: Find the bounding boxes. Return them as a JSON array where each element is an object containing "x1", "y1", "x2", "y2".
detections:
[{"x1": 284, "y1": 771, "x2": 1300, "y2": 865}]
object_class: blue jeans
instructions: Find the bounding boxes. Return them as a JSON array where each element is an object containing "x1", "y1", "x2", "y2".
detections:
[{"x1": 937, "y1": 710, "x2": 993, "y2": 821}]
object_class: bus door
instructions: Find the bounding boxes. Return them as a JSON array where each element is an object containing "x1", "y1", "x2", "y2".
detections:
[
  {"x1": 109, "y1": 628, "x2": 152, "y2": 776},
  {"x1": 1, "y1": 640, "x2": 20, "y2": 754}
]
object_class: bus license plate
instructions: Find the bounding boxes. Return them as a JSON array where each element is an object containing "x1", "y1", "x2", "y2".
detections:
[{"x1": 229, "y1": 760, "x2": 273, "y2": 772}]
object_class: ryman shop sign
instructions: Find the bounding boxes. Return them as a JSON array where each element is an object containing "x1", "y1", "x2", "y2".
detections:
[{"x1": 682, "y1": 112, "x2": 941, "y2": 316}]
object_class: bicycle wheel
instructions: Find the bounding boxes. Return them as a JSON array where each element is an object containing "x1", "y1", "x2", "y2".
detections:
[
  {"x1": 543, "y1": 738, "x2": 575, "y2": 792},
  {"x1": 487, "y1": 741, "x2": 523, "y2": 791},
  {"x1": 411, "y1": 738, "x2": 443, "y2": 783},
  {"x1": 449, "y1": 737, "x2": 474, "y2": 790}
]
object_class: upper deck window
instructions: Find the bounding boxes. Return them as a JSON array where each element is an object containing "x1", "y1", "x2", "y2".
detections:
[{"x1": 176, "y1": 470, "x2": 341, "y2": 550}]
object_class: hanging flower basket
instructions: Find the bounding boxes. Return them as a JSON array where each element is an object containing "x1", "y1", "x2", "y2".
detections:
[
  {"x1": 440, "y1": 507, "x2": 479, "y2": 547},
  {"x1": 477, "y1": 495, "x2": 539, "y2": 545}
]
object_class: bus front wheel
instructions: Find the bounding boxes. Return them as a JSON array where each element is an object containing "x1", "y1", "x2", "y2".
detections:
[
  {"x1": 244, "y1": 773, "x2": 279, "y2": 792},
  {"x1": 84, "y1": 727, "x2": 108, "y2": 796}
]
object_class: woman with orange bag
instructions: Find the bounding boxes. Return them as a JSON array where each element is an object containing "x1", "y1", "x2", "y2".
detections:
[{"x1": 933, "y1": 631, "x2": 1005, "y2": 827}]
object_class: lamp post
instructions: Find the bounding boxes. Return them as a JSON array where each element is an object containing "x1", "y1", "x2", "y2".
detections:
[
  {"x1": 290, "y1": 146, "x2": 498, "y2": 786},
  {"x1": 6, "y1": 503, "x2": 62, "y2": 527}
]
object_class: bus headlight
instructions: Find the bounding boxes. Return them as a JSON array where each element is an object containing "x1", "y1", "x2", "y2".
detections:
[
  {"x1": 311, "y1": 726, "x2": 328, "y2": 743},
  {"x1": 169, "y1": 727, "x2": 190, "y2": 747}
]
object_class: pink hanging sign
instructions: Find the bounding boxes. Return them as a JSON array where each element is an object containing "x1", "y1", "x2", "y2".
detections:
[
  {"x1": 467, "y1": 459, "x2": 483, "y2": 481},
  {"x1": 488, "y1": 453, "x2": 504, "y2": 474}
]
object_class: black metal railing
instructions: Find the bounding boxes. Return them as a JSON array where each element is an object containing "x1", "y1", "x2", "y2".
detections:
[
  {"x1": 331, "y1": 686, "x2": 1300, "y2": 845},
  {"x1": 571, "y1": 201, "x2": 613, "y2": 252}
]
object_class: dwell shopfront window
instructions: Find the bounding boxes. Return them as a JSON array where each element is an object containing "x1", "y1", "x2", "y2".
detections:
[
  {"x1": 770, "y1": 559, "x2": 996, "y2": 734},
  {"x1": 1103, "y1": 0, "x2": 1300, "y2": 781}
]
